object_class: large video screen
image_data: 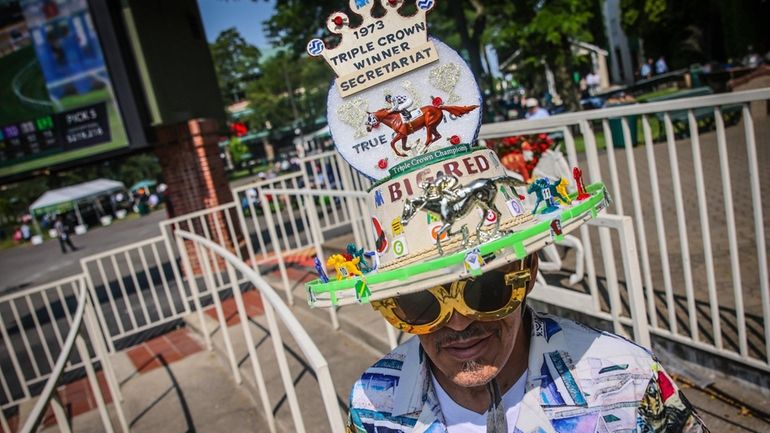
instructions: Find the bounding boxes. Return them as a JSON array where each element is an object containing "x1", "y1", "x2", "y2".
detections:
[{"x1": 0, "y1": 0, "x2": 128, "y2": 178}]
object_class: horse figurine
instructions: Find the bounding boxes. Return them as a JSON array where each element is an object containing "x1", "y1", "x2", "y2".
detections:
[
  {"x1": 366, "y1": 103, "x2": 479, "y2": 157},
  {"x1": 401, "y1": 175, "x2": 527, "y2": 255},
  {"x1": 528, "y1": 177, "x2": 569, "y2": 214}
]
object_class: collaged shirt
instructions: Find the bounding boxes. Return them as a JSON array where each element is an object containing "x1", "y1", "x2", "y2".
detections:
[{"x1": 347, "y1": 311, "x2": 707, "y2": 433}]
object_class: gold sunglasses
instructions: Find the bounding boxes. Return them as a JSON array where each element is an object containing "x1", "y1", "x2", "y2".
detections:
[{"x1": 372, "y1": 256, "x2": 533, "y2": 334}]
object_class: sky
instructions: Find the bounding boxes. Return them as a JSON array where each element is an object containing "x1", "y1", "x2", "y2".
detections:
[{"x1": 197, "y1": 0, "x2": 276, "y2": 51}]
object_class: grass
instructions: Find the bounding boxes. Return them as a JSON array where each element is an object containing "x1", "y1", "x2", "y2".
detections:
[
  {"x1": 636, "y1": 86, "x2": 681, "y2": 102},
  {"x1": 0, "y1": 46, "x2": 53, "y2": 124},
  {"x1": 228, "y1": 164, "x2": 271, "y2": 181}
]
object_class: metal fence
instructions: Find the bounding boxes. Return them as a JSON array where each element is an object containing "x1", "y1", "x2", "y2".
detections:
[
  {"x1": 0, "y1": 277, "x2": 128, "y2": 433},
  {"x1": 479, "y1": 87, "x2": 770, "y2": 372},
  {"x1": 175, "y1": 229, "x2": 345, "y2": 433}
]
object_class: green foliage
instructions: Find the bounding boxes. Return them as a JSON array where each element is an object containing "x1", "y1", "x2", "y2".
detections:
[
  {"x1": 0, "y1": 153, "x2": 162, "y2": 221},
  {"x1": 210, "y1": 27, "x2": 262, "y2": 105},
  {"x1": 228, "y1": 137, "x2": 249, "y2": 166},
  {"x1": 490, "y1": 0, "x2": 597, "y2": 111},
  {"x1": 245, "y1": 49, "x2": 333, "y2": 131},
  {"x1": 620, "y1": 0, "x2": 770, "y2": 67}
]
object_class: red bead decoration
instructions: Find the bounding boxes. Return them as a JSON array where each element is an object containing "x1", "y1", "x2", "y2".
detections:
[
  {"x1": 332, "y1": 16, "x2": 344, "y2": 27},
  {"x1": 377, "y1": 158, "x2": 388, "y2": 169},
  {"x1": 388, "y1": 0, "x2": 398, "y2": 5},
  {"x1": 449, "y1": 135, "x2": 461, "y2": 145},
  {"x1": 432, "y1": 96, "x2": 443, "y2": 107}
]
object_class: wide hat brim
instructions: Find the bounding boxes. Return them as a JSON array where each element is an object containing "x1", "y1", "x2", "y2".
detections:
[{"x1": 306, "y1": 182, "x2": 608, "y2": 307}]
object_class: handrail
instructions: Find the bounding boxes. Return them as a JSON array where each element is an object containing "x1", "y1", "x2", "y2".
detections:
[
  {"x1": 17, "y1": 278, "x2": 128, "y2": 433},
  {"x1": 478, "y1": 87, "x2": 770, "y2": 138},
  {"x1": 259, "y1": 187, "x2": 368, "y2": 198},
  {"x1": 0, "y1": 274, "x2": 83, "y2": 303},
  {"x1": 17, "y1": 281, "x2": 89, "y2": 432},
  {"x1": 175, "y1": 229, "x2": 346, "y2": 432}
]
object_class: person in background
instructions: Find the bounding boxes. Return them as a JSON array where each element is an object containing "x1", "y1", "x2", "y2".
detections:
[
  {"x1": 656, "y1": 56, "x2": 669, "y2": 75},
  {"x1": 524, "y1": 98, "x2": 550, "y2": 120},
  {"x1": 586, "y1": 70, "x2": 601, "y2": 95},
  {"x1": 54, "y1": 215, "x2": 78, "y2": 254},
  {"x1": 640, "y1": 58, "x2": 653, "y2": 80}
]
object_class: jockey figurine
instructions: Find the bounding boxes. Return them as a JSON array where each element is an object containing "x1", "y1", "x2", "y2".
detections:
[
  {"x1": 422, "y1": 171, "x2": 461, "y2": 201},
  {"x1": 385, "y1": 92, "x2": 414, "y2": 121}
]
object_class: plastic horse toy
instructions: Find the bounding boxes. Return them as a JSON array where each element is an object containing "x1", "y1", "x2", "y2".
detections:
[
  {"x1": 346, "y1": 243, "x2": 374, "y2": 273},
  {"x1": 326, "y1": 254, "x2": 363, "y2": 280},
  {"x1": 528, "y1": 178, "x2": 569, "y2": 214},
  {"x1": 555, "y1": 178, "x2": 572, "y2": 206}
]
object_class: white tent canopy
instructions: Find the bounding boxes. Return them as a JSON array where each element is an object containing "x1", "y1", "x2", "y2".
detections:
[{"x1": 29, "y1": 178, "x2": 126, "y2": 224}]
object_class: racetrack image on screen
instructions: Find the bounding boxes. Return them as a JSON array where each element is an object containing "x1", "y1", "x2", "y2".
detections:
[{"x1": 0, "y1": 0, "x2": 128, "y2": 179}]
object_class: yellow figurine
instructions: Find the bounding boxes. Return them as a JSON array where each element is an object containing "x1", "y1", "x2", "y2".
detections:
[
  {"x1": 555, "y1": 178, "x2": 572, "y2": 205},
  {"x1": 327, "y1": 254, "x2": 363, "y2": 280}
]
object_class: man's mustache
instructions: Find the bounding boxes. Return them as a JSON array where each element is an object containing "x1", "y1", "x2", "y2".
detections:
[{"x1": 435, "y1": 322, "x2": 498, "y2": 350}]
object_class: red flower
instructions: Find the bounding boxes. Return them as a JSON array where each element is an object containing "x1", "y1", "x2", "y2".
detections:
[
  {"x1": 538, "y1": 133, "x2": 548, "y2": 140},
  {"x1": 432, "y1": 96, "x2": 443, "y2": 107},
  {"x1": 449, "y1": 135, "x2": 461, "y2": 145}
]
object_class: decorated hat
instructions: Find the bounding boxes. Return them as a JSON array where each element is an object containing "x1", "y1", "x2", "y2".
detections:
[{"x1": 305, "y1": 0, "x2": 608, "y2": 307}]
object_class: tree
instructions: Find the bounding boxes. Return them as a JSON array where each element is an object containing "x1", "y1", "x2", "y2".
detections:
[
  {"x1": 228, "y1": 137, "x2": 250, "y2": 167},
  {"x1": 488, "y1": 0, "x2": 596, "y2": 112},
  {"x1": 621, "y1": 0, "x2": 770, "y2": 67},
  {"x1": 245, "y1": 49, "x2": 333, "y2": 133},
  {"x1": 263, "y1": 0, "x2": 492, "y2": 92},
  {"x1": 210, "y1": 28, "x2": 262, "y2": 105}
]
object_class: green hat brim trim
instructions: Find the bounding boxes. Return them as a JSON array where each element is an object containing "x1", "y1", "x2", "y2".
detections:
[{"x1": 306, "y1": 181, "x2": 607, "y2": 306}]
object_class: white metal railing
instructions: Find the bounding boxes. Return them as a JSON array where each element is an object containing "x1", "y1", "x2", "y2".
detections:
[
  {"x1": 1, "y1": 277, "x2": 127, "y2": 433},
  {"x1": 479, "y1": 87, "x2": 770, "y2": 372},
  {"x1": 80, "y1": 235, "x2": 188, "y2": 351},
  {"x1": 175, "y1": 229, "x2": 345, "y2": 433}
]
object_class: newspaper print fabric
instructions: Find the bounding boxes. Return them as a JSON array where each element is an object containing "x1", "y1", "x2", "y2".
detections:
[{"x1": 346, "y1": 310, "x2": 707, "y2": 433}]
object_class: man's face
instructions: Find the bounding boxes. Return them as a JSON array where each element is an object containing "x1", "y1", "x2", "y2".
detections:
[
  {"x1": 417, "y1": 256, "x2": 537, "y2": 388},
  {"x1": 419, "y1": 305, "x2": 524, "y2": 387}
]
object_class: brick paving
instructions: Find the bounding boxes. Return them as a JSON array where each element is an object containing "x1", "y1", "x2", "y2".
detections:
[
  {"x1": 203, "y1": 289, "x2": 265, "y2": 326},
  {"x1": 126, "y1": 328, "x2": 203, "y2": 373}
]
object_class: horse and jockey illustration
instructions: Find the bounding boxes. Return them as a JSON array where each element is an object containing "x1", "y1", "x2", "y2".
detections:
[
  {"x1": 401, "y1": 172, "x2": 527, "y2": 255},
  {"x1": 366, "y1": 92, "x2": 479, "y2": 157}
]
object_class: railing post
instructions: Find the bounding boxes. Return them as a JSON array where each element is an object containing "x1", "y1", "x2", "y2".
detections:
[
  {"x1": 83, "y1": 293, "x2": 131, "y2": 433},
  {"x1": 225, "y1": 262, "x2": 277, "y2": 433},
  {"x1": 0, "y1": 408, "x2": 11, "y2": 433},
  {"x1": 50, "y1": 393, "x2": 73, "y2": 433},
  {"x1": 742, "y1": 103, "x2": 770, "y2": 361},
  {"x1": 194, "y1": 241, "x2": 242, "y2": 384},
  {"x1": 176, "y1": 234, "x2": 213, "y2": 351},
  {"x1": 75, "y1": 334, "x2": 115, "y2": 433},
  {"x1": 260, "y1": 194, "x2": 294, "y2": 305},
  {"x1": 80, "y1": 262, "x2": 116, "y2": 353},
  {"x1": 616, "y1": 216, "x2": 652, "y2": 348},
  {"x1": 579, "y1": 120, "x2": 622, "y2": 334}
]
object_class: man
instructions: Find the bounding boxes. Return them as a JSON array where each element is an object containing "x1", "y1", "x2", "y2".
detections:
[
  {"x1": 54, "y1": 215, "x2": 78, "y2": 254},
  {"x1": 640, "y1": 58, "x2": 654, "y2": 80},
  {"x1": 347, "y1": 253, "x2": 707, "y2": 432},
  {"x1": 656, "y1": 56, "x2": 669, "y2": 75},
  {"x1": 524, "y1": 98, "x2": 550, "y2": 120},
  {"x1": 586, "y1": 71, "x2": 601, "y2": 95},
  {"x1": 386, "y1": 92, "x2": 414, "y2": 121}
]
